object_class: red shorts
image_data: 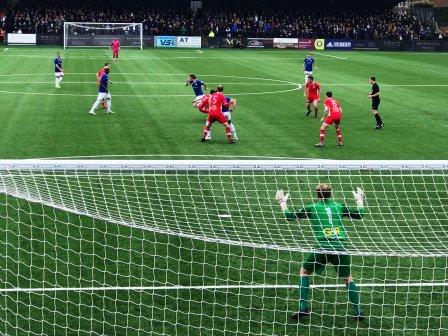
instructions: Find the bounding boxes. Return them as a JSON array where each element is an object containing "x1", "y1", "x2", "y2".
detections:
[
  {"x1": 207, "y1": 111, "x2": 227, "y2": 124},
  {"x1": 112, "y1": 49, "x2": 119, "y2": 54},
  {"x1": 307, "y1": 96, "x2": 319, "y2": 104},
  {"x1": 324, "y1": 115, "x2": 341, "y2": 125}
]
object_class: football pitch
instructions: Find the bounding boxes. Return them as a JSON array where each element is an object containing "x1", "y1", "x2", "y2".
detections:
[
  {"x1": 0, "y1": 47, "x2": 447, "y2": 159},
  {"x1": 0, "y1": 47, "x2": 447, "y2": 336}
]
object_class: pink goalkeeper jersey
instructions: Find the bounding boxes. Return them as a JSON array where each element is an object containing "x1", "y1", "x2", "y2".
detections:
[{"x1": 110, "y1": 40, "x2": 120, "y2": 50}]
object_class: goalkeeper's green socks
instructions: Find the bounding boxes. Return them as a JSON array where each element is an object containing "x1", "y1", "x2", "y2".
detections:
[
  {"x1": 347, "y1": 281, "x2": 361, "y2": 315},
  {"x1": 298, "y1": 276, "x2": 310, "y2": 311}
]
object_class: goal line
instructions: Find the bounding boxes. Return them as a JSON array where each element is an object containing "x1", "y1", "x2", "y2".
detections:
[{"x1": 2, "y1": 282, "x2": 448, "y2": 294}]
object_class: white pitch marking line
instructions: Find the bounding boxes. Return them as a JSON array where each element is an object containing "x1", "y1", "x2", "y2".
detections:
[
  {"x1": 0, "y1": 86, "x2": 301, "y2": 97},
  {"x1": 0, "y1": 81, "x2": 296, "y2": 86},
  {"x1": 311, "y1": 51, "x2": 347, "y2": 60},
  {"x1": 196, "y1": 50, "x2": 204, "y2": 54},
  {"x1": 3, "y1": 48, "x2": 8, "y2": 52},
  {"x1": 1, "y1": 282, "x2": 447, "y2": 293}
]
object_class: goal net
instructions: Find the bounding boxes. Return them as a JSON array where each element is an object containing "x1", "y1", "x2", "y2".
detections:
[
  {"x1": 0, "y1": 159, "x2": 447, "y2": 336},
  {"x1": 63, "y1": 22, "x2": 143, "y2": 49}
]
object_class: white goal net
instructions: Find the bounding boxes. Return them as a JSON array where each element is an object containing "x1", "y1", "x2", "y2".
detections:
[
  {"x1": 63, "y1": 22, "x2": 144, "y2": 49},
  {"x1": 0, "y1": 159, "x2": 447, "y2": 336}
]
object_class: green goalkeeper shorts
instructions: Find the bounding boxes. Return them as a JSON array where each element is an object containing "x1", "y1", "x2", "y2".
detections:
[{"x1": 302, "y1": 253, "x2": 351, "y2": 278}]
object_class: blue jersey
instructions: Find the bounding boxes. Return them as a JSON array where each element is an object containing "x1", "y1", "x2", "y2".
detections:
[
  {"x1": 304, "y1": 57, "x2": 315, "y2": 72},
  {"x1": 54, "y1": 57, "x2": 63, "y2": 73},
  {"x1": 99, "y1": 73, "x2": 109, "y2": 93},
  {"x1": 191, "y1": 80, "x2": 204, "y2": 96},
  {"x1": 222, "y1": 97, "x2": 232, "y2": 113}
]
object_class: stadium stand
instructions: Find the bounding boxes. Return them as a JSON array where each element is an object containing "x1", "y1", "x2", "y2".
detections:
[{"x1": 1, "y1": 2, "x2": 446, "y2": 40}]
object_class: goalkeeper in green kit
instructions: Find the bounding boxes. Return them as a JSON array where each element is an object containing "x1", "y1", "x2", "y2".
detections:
[{"x1": 276, "y1": 184, "x2": 365, "y2": 321}]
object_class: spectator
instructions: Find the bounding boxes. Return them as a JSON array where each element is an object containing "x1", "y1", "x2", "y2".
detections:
[{"x1": 0, "y1": 2, "x2": 439, "y2": 41}]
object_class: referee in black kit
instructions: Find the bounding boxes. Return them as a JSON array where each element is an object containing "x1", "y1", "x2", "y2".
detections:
[{"x1": 368, "y1": 76, "x2": 384, "y2": 129}]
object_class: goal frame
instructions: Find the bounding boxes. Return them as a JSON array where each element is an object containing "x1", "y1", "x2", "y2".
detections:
[
  {"x1": 63, "y1": 22, "x2": 144, "y2": 50},
  {"x1": 0, "y1": 159, "x2": 447, "y2": 335},
  {"x1": 1, "y1": 159, "x2": 447, "y2": 171}
]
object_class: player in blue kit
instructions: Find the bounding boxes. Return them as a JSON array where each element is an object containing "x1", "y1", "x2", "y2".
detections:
[
  {"x1": 88, "y1": 67, "x2": 113, "y2": 115},
  {"x1": 186, "y1": 74, "x2": 207, "y2": 107},
  {"x1": 54, "y1": 52, "x2": 64, "y2": 89},
  {"x1": 303, "y1": 53, "x2": 316, "y2": 84}
]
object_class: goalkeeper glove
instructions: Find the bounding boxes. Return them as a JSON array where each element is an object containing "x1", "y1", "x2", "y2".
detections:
[
  {"x1": 352, "y1": 187, "x2": 364, "y2": 208},
  {"x1": 275, "y1": 190, "x2": 289, "y2": 212}
]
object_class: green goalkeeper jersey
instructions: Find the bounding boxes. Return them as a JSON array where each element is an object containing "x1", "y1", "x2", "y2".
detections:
[{"x1": 284, "y1": 199, "x2": 364, "y2": 250}]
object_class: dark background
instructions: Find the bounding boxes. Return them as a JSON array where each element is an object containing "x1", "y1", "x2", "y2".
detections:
[{"x1": 10, "y1": 0, "x2": 402, "y2": 8}]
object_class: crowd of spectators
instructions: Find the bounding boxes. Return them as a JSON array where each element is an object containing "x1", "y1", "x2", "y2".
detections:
[{"x1": 0, "y1": 3, "x2": 446, "y2": 41}]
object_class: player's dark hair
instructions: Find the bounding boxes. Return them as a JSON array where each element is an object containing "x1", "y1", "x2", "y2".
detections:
[
  {"x1": 370, "y1": 76, "x2": 376, "y2": 81},
  {"x1": 316, "y1": 184, "x2": 332, "y2": 200},
  {"x1": 104, "y1": 67, "x2": 110, "y2": 74},
  {"x1": 308, "y1": 75, "x2": 314, "y2": 81},
  {"x1": 217, "y1": 85, "x2": 224, "y2": 92},
  {"x1": 209, "y1": 89, "x2": 216, "y2": 94},
  {"x1": 326, "y1": 91, "x2": 333, "y2": 98},
  {"x1": 190, "y1": 74, "x2": 196, "y2": 79},
  {"x1": 104, "y1": 63, "x2": 110, "y2": 66}
]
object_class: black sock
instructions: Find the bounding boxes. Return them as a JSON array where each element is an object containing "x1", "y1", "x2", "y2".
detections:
[{"x1": 374, "y1": 114, "x2": 382, "y2": 125}]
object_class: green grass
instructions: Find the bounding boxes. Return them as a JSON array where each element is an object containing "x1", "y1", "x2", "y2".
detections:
[{"x1": 0, "y1": 46, "x2": 447, "y2": 336}]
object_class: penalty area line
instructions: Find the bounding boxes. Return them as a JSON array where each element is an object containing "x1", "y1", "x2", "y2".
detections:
[
  {"x1": 1, "y1": 282, "x2": 447, "y2": 293},
  {"x1": 310, "y1": 52, "x2": 347, "y2": 60}
]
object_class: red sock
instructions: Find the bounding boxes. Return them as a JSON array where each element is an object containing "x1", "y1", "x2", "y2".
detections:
[
  {"x1": 320, "y1": 129, "x2": 326, "y2": 144},
  {"x1": 225, "y1": 126, "x2": 232, "y2": 142},
  {"x1": 336, "y1": 128, "x2": 342, "y2": 144}
]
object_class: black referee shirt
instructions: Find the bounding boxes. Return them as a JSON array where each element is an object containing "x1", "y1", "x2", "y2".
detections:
[{"x1": 371, "y1": 83, "x2": 380, "y2": 102}]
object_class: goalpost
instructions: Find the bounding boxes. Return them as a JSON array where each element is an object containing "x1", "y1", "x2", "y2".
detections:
[
  {"x1": 63, "y1": 22, "x2": 144, "y2": 49},
  {"x1": 0, "y1": 159, "x2": 447, "y2": 336}
]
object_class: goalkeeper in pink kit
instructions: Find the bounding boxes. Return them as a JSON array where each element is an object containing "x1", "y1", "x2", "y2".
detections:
[{"x1": 110, "y1": 38, "x2": 120, "y2": 61}]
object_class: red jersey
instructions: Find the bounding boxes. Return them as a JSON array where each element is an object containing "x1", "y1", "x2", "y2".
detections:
[
  {"x1": 197, "y1": 94, "x2": 211, "y2": 113},
  {"x1": 110, "y1": 40, "x2": 120, "y2": 50},
  {"x1": 97, "y1": 67, "x2": 105, "y2": 79},
  {"x1": 324, "y1": 98, "x2": 342, "y2": 117},
  {"x1": 209, "y1": 92, "x2": 229, "y2": 114},
  {"x1": 306, "y1": 81, "x2": 320, "y2": 97}
]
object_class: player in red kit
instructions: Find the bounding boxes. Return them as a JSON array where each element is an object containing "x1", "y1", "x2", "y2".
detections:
[
  {"x1": 197, "y1": 89, "x2": 215, "y2": 114},
  {"x1": 197, "y1": 90, "x2": 215, "y2": 140},
  {"x1": 96, "y1": 63, "x2": 110, "y2": 108},
  {"x1": 110, "y1": 39, "x2": 120, "y2": 61},
  {"x1": 201, "y1": 86, "x2": 234, "y2": 144},
  {"x1": 315, "y1": 91, "x2": 343, "y2": 148},
  {"x1": 305, "y1": 75, "x2": 320, "y2": 117}
]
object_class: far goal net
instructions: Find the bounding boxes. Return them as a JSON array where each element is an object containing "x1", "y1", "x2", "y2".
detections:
[
  {"x1": 0, "y1": 159, "x2": 447, "y2": 336},
  {"x1": 63, "y1": 22, "x2": 144, "y2": 49}
]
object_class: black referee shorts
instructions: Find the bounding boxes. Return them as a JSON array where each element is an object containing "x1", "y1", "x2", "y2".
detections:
[{"x1": 372, "y1": 99, "x2": 380, "y2": 111}]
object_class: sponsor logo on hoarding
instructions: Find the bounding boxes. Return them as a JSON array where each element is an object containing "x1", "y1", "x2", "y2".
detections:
[
  {"x1": 247, "y1": 39, "x2": 264, "y2": 48},
  {"x1": 325, "y1": 40, "x2": 353, "y2": 49},
  {"x1": 155, "y1": 36, "x2": 176, "y2": 47},
  {"x1": 176, "y1": 36, "x2": 201, "y2": 48},
  {"x1": 8, "y1": 33, "x2": 37, "y2": 45},
  {"x1": 314, "y1": 39, "x2": 325, "y2": 50},
  {"x1": 273, "y1": 38, "x2": 298, "y2": 49},
  {"x1": 273, "y1": 38, "x2": 298, "y2": 44},
  {"x1": 297, "y1": 39, "x2": 315, "y2": 49}
]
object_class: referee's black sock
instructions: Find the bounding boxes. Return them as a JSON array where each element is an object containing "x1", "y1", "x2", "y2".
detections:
[{"x1": 374, "y1": 114, "x2": 383, "y2": 125}]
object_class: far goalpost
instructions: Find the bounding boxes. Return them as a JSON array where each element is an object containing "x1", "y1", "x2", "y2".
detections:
[
  {"x1": 63, "y1": 22, "x2": 144, "y2": 49},
  {"x1": 0, "y1": 159, "x2": 446, "y2": 336}
]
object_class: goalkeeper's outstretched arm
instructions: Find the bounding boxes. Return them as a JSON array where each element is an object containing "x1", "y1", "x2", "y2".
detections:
[
  {"x1": 275, "y1": 190, "x2": 308, "y2": 220},
  {"x1": 343, "y1": 187, "x2": 365, "y2": 219}
]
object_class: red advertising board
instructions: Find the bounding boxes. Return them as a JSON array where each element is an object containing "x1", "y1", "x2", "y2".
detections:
[{"x1": 298, "y1": 39, "x2": 315, "y2": 49}]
